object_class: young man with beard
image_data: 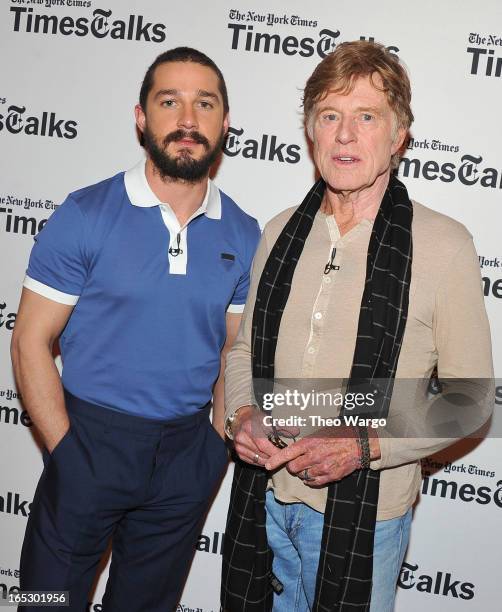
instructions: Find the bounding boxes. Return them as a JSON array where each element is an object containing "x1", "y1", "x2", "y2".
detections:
[{"x1": 11, "y1": 47, "x2": 260, "y2": 611}]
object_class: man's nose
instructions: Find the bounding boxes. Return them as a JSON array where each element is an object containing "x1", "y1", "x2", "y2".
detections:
[
  {"x1": 177, "y1": 104, "x2": 198, "y2": 130},
  {"x1": 335, "y1": 116, "x2": 357, "y2": 144}
]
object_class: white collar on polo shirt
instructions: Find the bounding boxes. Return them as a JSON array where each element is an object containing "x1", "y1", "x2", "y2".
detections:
[
  {"x1": 123, "y1": 159, "x2": 221, "y2": 276},
  {"x1": 124, "y1": 158, "x2": 221, "y2": 220}
]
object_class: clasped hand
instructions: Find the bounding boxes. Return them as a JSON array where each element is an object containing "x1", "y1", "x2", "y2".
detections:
[{"x1": 232, "y1": 407, "x2": 363, "y2": 486}]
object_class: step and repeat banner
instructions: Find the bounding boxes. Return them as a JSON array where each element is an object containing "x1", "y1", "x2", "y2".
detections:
[{"x1": 1, "y1": 0, "x2": 501, "y2": 610}]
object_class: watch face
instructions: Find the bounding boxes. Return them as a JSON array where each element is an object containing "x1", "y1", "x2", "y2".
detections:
[{"x1": 224, "y1": 414, "x2": 235, "y2": 438}]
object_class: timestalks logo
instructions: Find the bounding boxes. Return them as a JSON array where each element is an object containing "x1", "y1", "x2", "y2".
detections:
[
  {"x1": 467, "y1": 46, "x2": 502, "y2": 78},
  {"x1": 421, "y1": 474, "x2": 502, "y2": 507},
  {"x1": 398, "y1": 562, "x2": 475, "y2": 600},
  {"x1": 223, "y1": 127, "x2": 301, "y2": 163},
  {"x1": 398, "y1": 154, "x2": 502, "y2": 189},
  {"x1": 0, "y1": 207, "x2": 48, "y2": 236},
  {"x1": 0, "y1": 302, "x2": 17, "y2": 331},
  {"x1": 0, "y1": 104, "x2": 77, "y2": 139},
  {"x1": 477, "y1": 255, "x2": 502, "y2": 300},
  {"x1": 495, "y1": 385, "x2": 502, "y2": 405},
  {"x1": 228, "y1": 23, "x2": 399, "y2": 59},
  {"x1": 196, "y1": 530, "x2": 224, "y2": 555},
  {"x1": 228, "y1": 24, "x2": 340, "y2": 57},
  {"x1": 482, "y1": 276, "x2": 502, "y2": 299},
  {"x1": 0, "y1": 492, "x2": 32, "y2": 518},
  {"x1": 10, "y1": 7, "x2": 166, "y2": 43},
  {"x1": 0, "y1": 585, "x2": 22, "y2": 603},
  {"x1": 0, "y1": 405, "x2": 32, "y2": 428}
]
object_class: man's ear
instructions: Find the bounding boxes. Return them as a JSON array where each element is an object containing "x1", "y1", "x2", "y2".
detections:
[
  {"x1": 392, "y1": 126, "x2": 407, "y2": 155},
  {"x1": 135, "y1": 104, "x2": 146, "y2": 134},
  {"x1": 223, "y1": 113, "x2": 230, "y2": 136}
]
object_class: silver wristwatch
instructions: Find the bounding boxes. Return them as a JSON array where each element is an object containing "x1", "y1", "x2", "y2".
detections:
[{"x1": 224, "y1": 406, "x2": 249, "y2": 440}]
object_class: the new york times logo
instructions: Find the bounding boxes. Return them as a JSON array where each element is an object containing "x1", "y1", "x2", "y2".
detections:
[
  {"x1": 0, "y1": 192, "x2": 57, "y2": 236},
  {"x1": 224, "y1": 127, "x2": 301, "y2": 163},
  {"x1": 0, "y1": 388, "x2": 30, "y2": 428},
  {"x1": 10, "y1": 7, "x2": 166, "y2": 42},
  {"x1": 0, "y1": 567, "x2": 19, "y2": 579},
  {"x1": 479, "y1": 255, "x2": 501, "y2": 270},
  {"x1": 422, "y1": 457, "x2": 496, "y2": 479},
  {"x1": 407, "y1": 137, "x2": 459, "y2": 153},
  {"x1": 398, "y1": 153, "x2": 502, "y2": 189},
  {"x1": 478, "y1": 255, "x2": 502, "y2": 300},
  {"x1": 0, "y1": 206, "x2": 49, "y2": 236},
  {"x1": 398, "y1": 561, "x2": 474, "y2": 600},
  {"x1": 0, "y1": 103, "x2": 77, "y2": 139},
  {"x1": 229, "y1": 9, "x2": 318, "y2": 28},
  {"x1": 227, "y1": 9, "x2": 400, "y2": 59},
  {"x1": 0, "y1": 492, "x2": 32, "y2": 518},
  {"x1": 467, "y1": 32, "x2": 502, "y2": 77}
]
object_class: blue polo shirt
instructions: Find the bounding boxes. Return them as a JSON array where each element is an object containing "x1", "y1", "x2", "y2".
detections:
[{"x1": 24, "y1": 160, "x2": 261, "y2": 419}]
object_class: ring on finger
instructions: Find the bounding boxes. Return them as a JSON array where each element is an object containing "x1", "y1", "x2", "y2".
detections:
[
  {"x1": 253, "y1": 453, "x2": 260, "y2": 464},
  {"x1": 301, "y1": 468, "x2": 315, "y2": 481}
]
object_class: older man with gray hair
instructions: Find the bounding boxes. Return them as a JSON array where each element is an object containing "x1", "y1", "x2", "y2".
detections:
[{"x1": 220, "y1": 40, "x2": 492, "y2": 612}]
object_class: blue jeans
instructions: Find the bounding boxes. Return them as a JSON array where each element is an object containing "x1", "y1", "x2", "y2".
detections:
[{"x1": 265, "y1": 490, "x2": 412, "y2": 612}]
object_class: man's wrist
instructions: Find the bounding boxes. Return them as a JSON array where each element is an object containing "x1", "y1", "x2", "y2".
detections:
[
  {"x1": 45, "y1": 423, "x2": 70, "y2": 454},
  {"x1": 368, "y1": 432, "x2": 381, "y2": 461},
  {"x1": 224, "y1": 405, "x2": 255, "y2": 440}
]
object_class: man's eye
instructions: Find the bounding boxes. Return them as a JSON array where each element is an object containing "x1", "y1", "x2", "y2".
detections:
[
  {"x1": 199, "y1": 100, "x2": 214, "y2": 109},
  {"x1": 361, "y1": 113, "x2": 374, "y2": 121},
  {"x1": 161, "y1": 99, "x2": 176, "y2": 107},
  {"x1": 323, "y1": 113, "x2": 338, "y2": 122}
]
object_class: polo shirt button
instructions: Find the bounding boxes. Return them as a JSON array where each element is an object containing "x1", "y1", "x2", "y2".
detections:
[
  {"x1": 323, "y1": 276, "x2": 332, "y2": 284},
  {"x1": 314, "y1": 312, "x2": 323, "y2": 320},
  {"x1": 308, "y1": 346, "x2": 316, "y2": 354}
]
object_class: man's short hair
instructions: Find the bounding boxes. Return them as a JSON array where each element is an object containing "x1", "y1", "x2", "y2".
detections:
[
  {"x1": 303, "y1": 40, "x2": 413, "y2": 165},
  {"x1": 139, "y1": 46, "x2": 229, "y2": 115}
]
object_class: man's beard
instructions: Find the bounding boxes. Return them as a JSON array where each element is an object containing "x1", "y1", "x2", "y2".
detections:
[{"x1": 142, "y1": 124, "x2": 225, "y2": 183}]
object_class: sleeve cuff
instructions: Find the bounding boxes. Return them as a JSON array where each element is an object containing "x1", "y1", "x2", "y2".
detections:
[
  {"x1": 23, "y1": 275, "x2": 80, "y2": 306},
  {"x1": 227, "y1": 303, "x2": 245, "y2": 313},
  {"x1": 369, "y1": 435, "x2": 390, "y2": 471}
]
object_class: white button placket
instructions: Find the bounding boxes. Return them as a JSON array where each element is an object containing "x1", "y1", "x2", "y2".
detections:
[
  {"x1": 159, "y1": 205, "x2": 188, "y2": 275},
  {"x1": 302, "y1": 216, "x2": 341, "y2": 375}
]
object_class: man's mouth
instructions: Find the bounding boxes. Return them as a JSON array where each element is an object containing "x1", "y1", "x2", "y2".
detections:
[
  {"x1": 333, "y1": 155, "x2": 360, "y2": 164},
  {"x1": 177, "y1": 138, "x2": 199, "y2": 146},
  {"x1": 163, "y1": 129, "x2": 210, "y2": 149}
]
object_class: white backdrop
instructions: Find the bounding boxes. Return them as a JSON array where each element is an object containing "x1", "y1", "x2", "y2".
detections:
[{"x1": 1, "y1": 1, "x2": 501, "y2": 610}]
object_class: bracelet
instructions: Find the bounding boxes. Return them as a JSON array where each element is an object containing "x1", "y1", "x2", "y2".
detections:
[
  {"x1": 353, "y1": 426, "x2": 362, "y2": 465},
  {"x1": 357, "y1": 425, "x2": 371, "y2": 469}
]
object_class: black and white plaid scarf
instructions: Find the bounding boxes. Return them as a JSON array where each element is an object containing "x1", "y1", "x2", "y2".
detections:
[{"x1": 221, "y1": 175, "x2": 413, "y2": 611}]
